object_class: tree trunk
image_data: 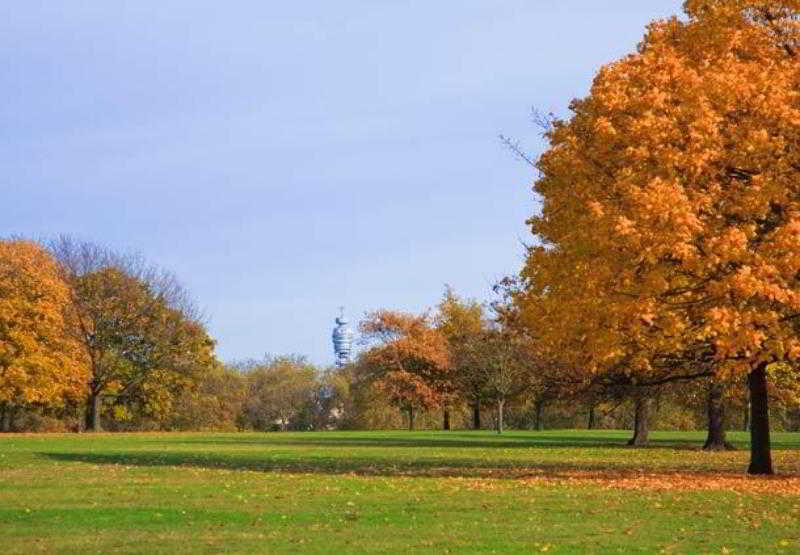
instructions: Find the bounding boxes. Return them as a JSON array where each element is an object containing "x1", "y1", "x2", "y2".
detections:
[
  {"x1": 85, "y1": 392, "x2": 102, "y2": 432},
  {"x1": 0, "y1": 404, "x2": 10, "y2": 433},
  {"x1": 587, "y1": 404, "x2": 596, "y2": 430},
  {"x1": 627, "y1": 397, "x2": 650, "y2": 446},
  {"x1": 443, "y1": 408, "x2": 451, "y2": 431},
  {"x1": 496, "y1": 399, "x2": 505, "y2": 435},
  {"x1": 472, "y1": 403, "x2": 481, "y2": 430},
  {"x1": 8, "y1": 407, "x2": 17, "y2": 432},
  {"x1": 743, "y1": 389, "x2": 750, "y2": 432},
  {"x1": 703, "y1": 382, "x2": 735, "y2": 451},
  {"x1": 407, "y1": 405, "x2": 415, "y2": 431},
  {"x1": 533, "y1": 399, "x2": 544, "y2": 431},
  {"x1": 747, "y1": 363, "x2": 774, "y2": 475}
]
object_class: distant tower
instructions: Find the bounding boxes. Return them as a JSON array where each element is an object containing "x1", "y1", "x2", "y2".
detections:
[{"x1": 332, "y1": 306, "x2": 355, "y2": 368}]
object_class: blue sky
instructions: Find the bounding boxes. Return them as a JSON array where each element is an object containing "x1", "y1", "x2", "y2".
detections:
[{"x1": 5, "y1": 1, "x2": 681, "y2": 365}]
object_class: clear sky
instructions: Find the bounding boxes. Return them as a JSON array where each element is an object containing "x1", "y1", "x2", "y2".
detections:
[{"x1": 5, "y1": 1, "x2": 682, "y2": 366}]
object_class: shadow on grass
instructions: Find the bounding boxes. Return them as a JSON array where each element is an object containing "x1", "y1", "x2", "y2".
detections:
[
  {"x1": 144, "y1": 434, "x2": 728, "y2": 451},
  {"x1": 33, "y1": 450, "x2": 663, "y2": 479},
  {"x1": 37, "y1": 442, "x2": 768, "y2": 481}
]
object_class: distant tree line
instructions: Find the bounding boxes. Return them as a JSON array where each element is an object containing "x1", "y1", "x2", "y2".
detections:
[{"x1": 7, "y1": 235, "x2": 789, "y2": 441}]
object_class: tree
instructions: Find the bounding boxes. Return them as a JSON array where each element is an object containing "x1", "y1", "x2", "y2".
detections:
[
  {"x1": 462, "y1": 329, "x2": 531, "y2": 434},
  {"x1": 0, "y1": 239, "x2": 88, "y2": 430},
  {"x1": 360, "y1": 310, "x2": 451, "y2": 430},
  {"x1": 239, "y1": 356, "x2": 318, "y2": 431},
  {"x1": 49, "y1": 237, "x2": 213, "y2": 431},
  {"x1": 107, "y1": 313, "x2": 218, "y2": 430},
  {"x1": 518, "y1": 0, "x2": 800, "y2": 474},
  {"x1": 165, "y1": 362, "x2": 246, "y2": 431},
  {"x1": 435, "y1": 286, "x2": 489, "y2": 429},
  {"x1": 703, "y1": 380, "x2": 736, "y2": 450},
  {"x1": 328, "y1": 361, "x2": 416, "y2": 430}
]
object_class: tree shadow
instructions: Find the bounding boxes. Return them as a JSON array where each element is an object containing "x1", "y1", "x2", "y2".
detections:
[
  {"x1": 147, "y1": 433, "x2": 722, "y2": 451},
  {"x1": 37, "y1": 446, "x2": 771, "y2": 481}
]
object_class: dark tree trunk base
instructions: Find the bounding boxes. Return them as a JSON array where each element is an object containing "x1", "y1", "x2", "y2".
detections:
[
  {"x1": 85, "y1": 392, "x2": 102, "y2": 432},
  {"x1": 626, "y1": 436, "x2": 649, "y2": 447},
  {"x1": 0, "y1": 410, "x2": 10, "y2": 433},
  {"x1": 747, "y1": 364, "x2": 774, "y2": 475},
  {"x1": 443, "y1": 409, "x2": 451, "y2": 431},
  {"x1": 703, "y1": 382, "x2": 733, "y2": 451},
  {"x1": 627, "y1": 398, "x2": 650, "y2": 447},
  {"x1": 472, "y1": 404, "x2": 481, "y2": 430},
  {"x1": 533, "y1": 400, "x2": 544, "y2": 431}
]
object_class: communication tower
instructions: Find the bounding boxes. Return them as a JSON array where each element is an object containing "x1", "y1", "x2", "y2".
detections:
[{"x1": 332, "y1": 306, "x2": 355, "y2": 368}]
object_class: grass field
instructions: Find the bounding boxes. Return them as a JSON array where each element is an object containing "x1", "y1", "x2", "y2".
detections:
[{"x1": 2, "y1": 430, "x2": 800, "y2": 553}]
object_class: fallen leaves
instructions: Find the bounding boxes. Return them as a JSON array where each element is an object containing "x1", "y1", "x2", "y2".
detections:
[{"x1": 509, "y1": 469, "x2": 800, "y2": 495}]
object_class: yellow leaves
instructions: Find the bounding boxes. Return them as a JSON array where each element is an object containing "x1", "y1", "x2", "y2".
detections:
[
  {"x1": 519, "y1": 0, "x2": 800, "y2": 381},
  {"x1": 0, "y1": 240, "x2": 89, "y2": 406},
  {"x1": 593, "y1": 116, "x2": 617, "y2": 137},
  {"x1": 615, "y1": 216, "x2": 635, "y2": 236},
  {"x1": 587, "y1": 201, "x2": 605, "y2": 218}
]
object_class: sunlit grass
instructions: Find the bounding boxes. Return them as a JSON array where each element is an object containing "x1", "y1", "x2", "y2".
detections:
[{"x1": 2, "y1": 430, "x2": 799, "y2": 553}]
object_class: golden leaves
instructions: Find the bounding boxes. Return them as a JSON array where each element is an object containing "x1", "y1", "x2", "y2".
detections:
[
  {"x1": 0, "y1": 240, "x2": 88, "y2": 406},
  {"x1": 519, "y1": 0, "x2": 800, "y2": 380}
]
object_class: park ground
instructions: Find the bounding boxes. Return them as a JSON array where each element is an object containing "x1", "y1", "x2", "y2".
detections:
[{"x1": 2, "y1": 430, "x2": 800, "y2": 553}]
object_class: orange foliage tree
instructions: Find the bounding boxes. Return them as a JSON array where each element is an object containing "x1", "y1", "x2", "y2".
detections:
[
  {"x1": 0, "y1": 239, "x2": 87, "y2": 429},
  {"x1": 359, "y1": 310, "x2": 451, "y2": 430},
  {"x1": 518, "y1": 0, "x2": 800, "y2": 473}
]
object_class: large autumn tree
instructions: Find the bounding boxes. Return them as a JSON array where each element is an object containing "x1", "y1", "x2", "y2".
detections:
[
  {"x1": 519, "y1": 0, "x2": 800, "y2": 473},
  {"x1": 49, "y1": 237, "x2": 215, "y2": 431},
  {"x1": 0, "y1": 239, "x2": 88, "y2": 430}
]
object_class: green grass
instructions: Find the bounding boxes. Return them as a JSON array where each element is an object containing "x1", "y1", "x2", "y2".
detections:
[{"x1": 2, "y1": 430, "x2": 800, "y2": 553}]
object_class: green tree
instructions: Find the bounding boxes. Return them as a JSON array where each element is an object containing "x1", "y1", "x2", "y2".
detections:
[
  {"x1": 435, "y1": 286, "x2": 489, "y2": 429},
  {"x1": 50, "y1": 237, "x2": 213, "y2": 431},
  {"x1": 239, "y1": 356, "x2": 318, "y2": 431}
]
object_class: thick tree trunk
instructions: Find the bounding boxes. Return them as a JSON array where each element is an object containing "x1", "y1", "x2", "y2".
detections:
[
  {"x1": 85, "y1": 392, "x2": 102, "y2": 432},
  {"x1": 627, "y1": 398, "x2": 650, "y2": 446},
  {"x1": 0, "y1": 404, "x2": 10, "y2": 433},
  {"x1": 407, "y1": 405, "x2": 415, "y2": 431},
  {"x1": 533, "y1": 399, "x2": 544, "y2": 431},
  {"x1": 743, "y1": 389, "x2": 750, "y2": 432},
  {"x1": 496, "y1": 399, "x2": 505, "y2": 435},
  {"x1": 4, "y1": 407, "x2": 17, "y2": 432},
  {"x1": 587, "y1": 404, "x2": 596, "y2": 430},
  {"x1": 747, "y1": 363, "x2": 774, "y2": 475},
  {"x1": 443, "y1": 408, "x2": 451, "y2": 431},
  {"x1": 703, "y1": 382, "x2": 735, "y2": 451},
  {"x1": 472, "y1": 403, "x2": 481, "y2": 430}
]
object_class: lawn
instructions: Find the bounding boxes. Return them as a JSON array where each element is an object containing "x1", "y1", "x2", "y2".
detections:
[{"x1": 2, "y1": 430, "x2": 800, "y2": 553}]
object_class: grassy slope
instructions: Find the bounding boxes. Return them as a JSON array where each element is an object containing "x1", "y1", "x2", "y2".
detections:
[{"x1": 1, "y1": 430, "x2": 800, "y2": 553}]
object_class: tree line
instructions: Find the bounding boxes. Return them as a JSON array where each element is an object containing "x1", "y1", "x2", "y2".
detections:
[{"x1": 3, "y1": 235, "x2": 767, "y2": 439}]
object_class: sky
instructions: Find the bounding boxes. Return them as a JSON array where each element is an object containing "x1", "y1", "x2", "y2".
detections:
[{"x1": 5, "y1": 1, "x2": 683, "y2": 366}]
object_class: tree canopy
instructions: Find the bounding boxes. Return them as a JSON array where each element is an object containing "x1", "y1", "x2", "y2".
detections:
[{"x1": 0, "y1": 240, "x2": 88, "y2": 411}]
